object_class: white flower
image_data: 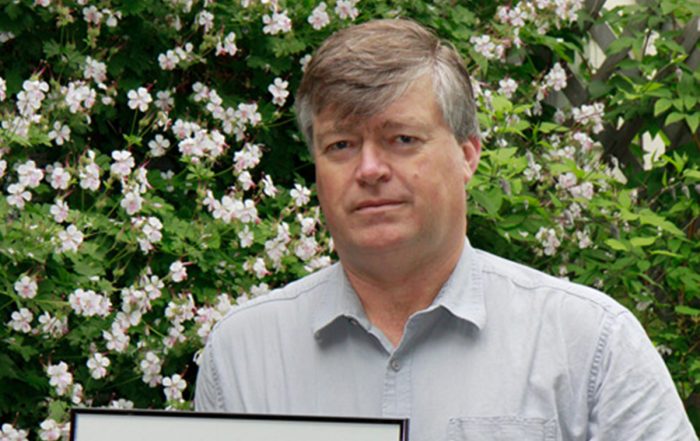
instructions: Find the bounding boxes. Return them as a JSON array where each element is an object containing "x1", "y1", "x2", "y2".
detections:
[
  {"x1": 169, "y1": 260, "x2": 187, "y2": 282},
  {"x1": 158, "y1": 50, "x2": 179, "y2": 70},
  {"x1": 250, "y1": 282, "x2": 270, "y2": 297},
  {"x1": 64, "y1": 80, "x2": 97, "y2": 113},
  {"x1": 38, "y1": 419, "x2": 62, "y2": 441},
  {"x1": 154, "y1": 89, "x2": 175, "y2": 112},
  {"x1": 304, "y1": 255, "x2": 332, "y2": 273},
  {"x1": 68, "y1": 288, "x2": 111, "y2": 317},
  {"x1": 545, "y1": 62, "x2": 567, "y2": 91},
  {"x1": 7, "y1": 183, "x2": 32, "y2": 209},
  {"x1": 57, "y1": 224, "x2": 84, "y2": 253},
  {"x1": 570, "y1": 182, "x2": 595, "y2": 200},
  {"x1": 17, "y1": 160, "x2": 44, "y2": 188},
  {"x1": 110, "y1": 150, "x2": 135, "y2": 177},
  {"x1": 234, "y1": 143, "x2": 263, "y2": 172},
  {"x1": 290, "y1": 183, "x2": 311, "y2": 207},
  {"x1": 572, "y1": 102, "x2": 604, "y2": 134},
  {"x1": 108, "y1": 398, "x2": 135, "y2": 409},
  {"x1": 48, "y1": 165, "x2": 71, "y2": 190},
  {"x1": 17, "y1": 80, "x2": 49, "y2": 117},
  {"x1": 470, "y1": 34, "x2": 497, "y2": 59},
  {"x1": 261, "y1": 174, "x2": 278, "y2": 197},
  {"x1": 48, "y1": 121, "x2": 71, "y2": 146},
  {"x1": 0, "y1": 76, "x2": 6, "y2": 101},
  {"x1": 216, "y1": 32, "x2": 238, "y2": 56},
  {"x1": 497, "y1": 78, "x2": 518, "y2": 98},
  {"x1": 535, "y1": 227, "x2": 561, "y2": 256},
  {"x1": 238, "y1": 226, "x2": 254, "y2": 248},
  {"x1": 103, "y1": 324, "x2": 130, "y2": 353},
  {"x1": 14, "y1": 275, "x2": 38, "y2": 299},
  {"x1": 299, "y1": 216, "x2": 316, "y2": 235},
  {"x1": 47, "y1": 361, "x2": 73, "y2": 396},
  {"x1": 162, "y1": 374, "x2": 187, "y2": 401},
  {"x1": 50, "y1": 199, "x2": 70, "y2": 223},
  {"x1": 308, "y1": 2, "x2": 331, "y2": 30},
  {"x1": 236, "y1": 103, "x2": 262, "y2": 127},
  {"x1": 575, "y1": 230, "x2": 593, "y2": 249},
  {"x1": 335, "y1": 0, "x2": 359, "y2": 20},
  {"x1": 238, "y1": 170, "x2": 254, "y2": 190},
  {"x1": 299, "y1": 54, "x2": 312, "y2": 72},
  {"x1": 105, "y1": 10, "x2": 122, "y2": 27},
  {"x1": 120, "y1": 189, "x2": 143, "y2": 214},
  {"x1": 8, "y1": 308, "x2": 34, "y2": 333},
  {"x1": 197, "y1": 10, "x2": 215, "y2": 32},
  {"x1": 251, "y1": 258, "x2": 269, "y2": 278},
  {"x1": 83, "y1": 56, "x2": 107, "y2": 84},
  {"x1": 87, "y1": 353, "x2": 110, "y2": 379},
  {"x1": 1, "y1": 423, "x2": 29, "y2": 441},
  {"x1": 294, "y1": 235, "x2": 318, "y2": 261},
  {"x1": 557, "y1": 172, "x2": 577, "y2": 190},
  {"x1": 140, "y1": 351, "x2": 163, "y2": 387},
  {"x1": 83, "y1": 5, "x2": 103, "y2": 25},
  {"x1": 262, "y1": 10, "x2": 292, "y2": 35},
  {"x1": 38, "y1": 312, "x2": 68, "y2": 338},
  {"x1": 79, "y1": 160, "x2": 101, "y2": 191},
  {"x1": 127, "y1": 87, "x2": 153, "y2": 112},
  {"x1": 268, "y1": 77, "x2": 289, "y2": 107}
]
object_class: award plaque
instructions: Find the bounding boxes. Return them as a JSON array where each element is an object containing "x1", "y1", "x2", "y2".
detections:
[{"x1": 70, "y1": 408, "x2": 409, "y2": 441}]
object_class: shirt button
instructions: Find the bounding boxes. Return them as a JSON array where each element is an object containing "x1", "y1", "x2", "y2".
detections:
[
  {"x1": 390, "y1": 359, "x2": 401, "y2": 371},
  {"x1": 349, "y1": 318, "x2": 359, "y2": 327}
]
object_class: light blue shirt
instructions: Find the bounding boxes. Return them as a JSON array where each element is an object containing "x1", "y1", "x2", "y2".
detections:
[{"x1": 195, "y1": 240, "x2": 696, "y2": 440}]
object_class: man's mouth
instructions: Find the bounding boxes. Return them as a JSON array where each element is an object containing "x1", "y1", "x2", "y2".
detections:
[{"x1": 354, "y1": 199, "x2": 405, "y2": 212}]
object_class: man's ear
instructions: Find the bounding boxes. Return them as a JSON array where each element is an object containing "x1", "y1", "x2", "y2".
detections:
[{"x1": 461, "y1": 136, "x2": 481, "y2": 184}]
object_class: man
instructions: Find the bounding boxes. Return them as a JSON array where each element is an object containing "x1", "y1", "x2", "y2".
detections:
[{"x1": 195, "y1": 19, "x2": 696, "y2": 440}]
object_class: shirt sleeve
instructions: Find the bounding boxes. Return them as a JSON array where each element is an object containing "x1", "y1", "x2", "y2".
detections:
[
  {"x1": 587, "y1": 311, "x2": 697, "y2": 440},
  {"x1": 194, "y1": 333, "x2": 225, "y2": 412}
]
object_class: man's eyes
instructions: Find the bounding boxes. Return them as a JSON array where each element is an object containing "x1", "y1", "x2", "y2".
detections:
[
  {"x1": 326, "y1": 140, "x2": 351, "y2": 151},
  {"x1": 394, "y1": 135, "x2": 417, "y2": 145}
]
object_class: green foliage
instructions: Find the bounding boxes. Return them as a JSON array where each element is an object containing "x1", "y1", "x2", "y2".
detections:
[{"x1": 0, "y1": 0, "x2": 698, "y2": 437}]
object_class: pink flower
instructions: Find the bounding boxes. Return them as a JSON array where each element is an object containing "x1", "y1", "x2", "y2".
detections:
[
  {"x1": 14, "y1": 275, "x2": 38, "y2": 299},
  {"x1": 169, "y1": 260, "x2": 187, "y2": 282},
  {"x1": 47, "y1": 361, "x2": 73, "y2": 396},
  {"x1": 308, "y1": 2, "x2": 331, "y2": 30},
  {"x1": 268, "y1": 77, "x2": 289, "y2": 106},
  {"x1": 127, "y1": 87, "x2": 152, "y2": 112},
  {"x1": 262, "y1": 10, "x2": 292, "y2": 35}
]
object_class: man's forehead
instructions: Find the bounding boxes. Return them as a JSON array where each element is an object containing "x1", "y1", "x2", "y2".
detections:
[{"x1": 314, "y1": 105, "x2": 432, "y2": 135}]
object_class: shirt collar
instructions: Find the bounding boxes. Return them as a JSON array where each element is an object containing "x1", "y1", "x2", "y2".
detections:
[{"x1": 311, "y1": 238, "x2": 486, "y2": 335}]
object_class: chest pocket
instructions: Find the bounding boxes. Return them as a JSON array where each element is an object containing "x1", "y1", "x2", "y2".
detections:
[{"x1": 447, "y1": 416, "x2": 558, "y2": 441}]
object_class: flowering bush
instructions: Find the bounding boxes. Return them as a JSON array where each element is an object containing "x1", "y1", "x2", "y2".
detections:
[{"x1": 0, "y1": 0, "x2": 698, "y2": 438}]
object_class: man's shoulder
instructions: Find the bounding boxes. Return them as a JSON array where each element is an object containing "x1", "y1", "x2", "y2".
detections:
[
  {"x1": 473, "y1": 247, "x2": 628, "y2": 317},
  {"x1": 215, "y1": 262, "x2": 338, "y2": 329}
]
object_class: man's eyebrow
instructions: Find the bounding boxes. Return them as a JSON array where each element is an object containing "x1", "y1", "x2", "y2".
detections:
[
  {"x1": 380, "y1": 118, "x2": 431, "y2": 131},
  {"x1": 314, "y1": 121, "x2": 356, "y2": 141}
]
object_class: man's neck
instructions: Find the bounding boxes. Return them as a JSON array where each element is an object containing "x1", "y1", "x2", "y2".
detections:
[{"x1": 341, "y1": 239, "x2": 465, "y2": 347}]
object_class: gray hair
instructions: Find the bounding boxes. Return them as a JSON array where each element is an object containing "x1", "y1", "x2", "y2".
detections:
[{"x1": 295, "y1": 18, "x2": 479, "y2": 152}]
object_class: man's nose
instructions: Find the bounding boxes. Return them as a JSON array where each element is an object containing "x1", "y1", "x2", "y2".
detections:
[{"x1": 355, "y1": 142, "x2": 391, "y2": 185}]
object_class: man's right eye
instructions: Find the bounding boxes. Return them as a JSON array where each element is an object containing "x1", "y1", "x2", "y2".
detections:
[{"x1": 327, "y1": 140, "x2": 349, "y2": 151}]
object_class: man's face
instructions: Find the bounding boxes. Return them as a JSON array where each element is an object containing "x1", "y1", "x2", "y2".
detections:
[{"x1": 312, "y1": 75, "x2": 481, "y2": 263}]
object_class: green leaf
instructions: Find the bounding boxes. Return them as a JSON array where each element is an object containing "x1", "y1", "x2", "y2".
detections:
[
  {"x1": 665, "y1": 112, "x2": 685, "y2": 126},
  {"x1": 491, "y1": 95, "x2": 513, "y2": 114},
  {"x1": 683, "y1": 95, "x2": 697, "y2": 111},
  {"x1": 605, "y1": 239, "x2": 628, "y2": 251},
  {"x1": 654, "y1": 98, "x2": 672, "y2": 116},
  {"x1": 675, "y1": 305, "x2": 700, "y2": 316},
  {"x1": 639, "y1": 209, "x2": 685, "y2": 237},
  {"x1": 538, "y1": 122, "x2": 563, "y2": 133},
  {"x1": 685, "y1": 113, "x2": 700, "y2": 133},
  {"x1": 471, "y1": 188, "x2": 503, "y2": 216},
  {"x1": 630, "y1": 236, "x2": 657, "y2": 247}
]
